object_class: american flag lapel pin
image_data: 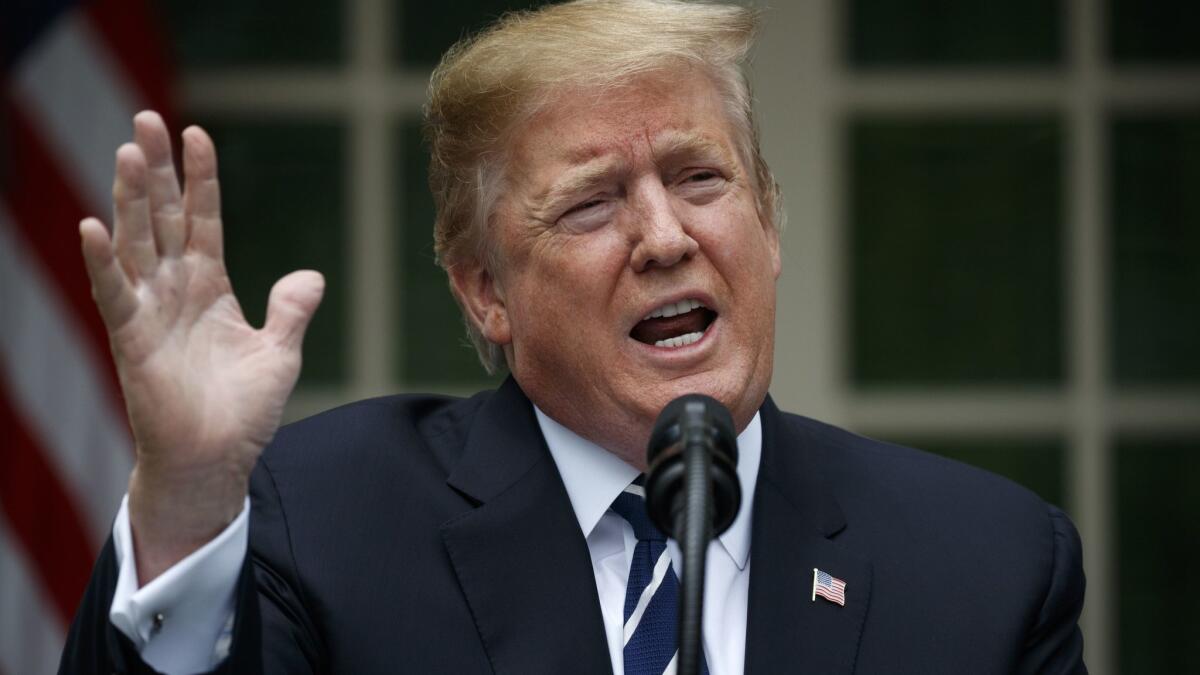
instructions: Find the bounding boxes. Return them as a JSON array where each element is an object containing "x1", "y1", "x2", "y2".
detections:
[{"x1": 812, "y1": 568, "x2": 847, "y2": 606}]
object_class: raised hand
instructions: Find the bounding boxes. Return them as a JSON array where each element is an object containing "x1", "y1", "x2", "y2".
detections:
[{"x1": 79, "y1": 111, "x2": 325, "y2": 583}]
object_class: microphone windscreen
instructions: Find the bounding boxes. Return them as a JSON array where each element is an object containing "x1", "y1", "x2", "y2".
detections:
[
  {"x1": 647, "y1": 393, "x2": 737, "y2": 467},
  {"x1": 645, "y1": 393, "x2": 741, "y2": 537}
]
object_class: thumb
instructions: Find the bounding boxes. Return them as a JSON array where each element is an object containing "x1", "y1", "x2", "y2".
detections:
[{"x1": 264, "y1": 270, "x2": 325, "y2": 351}]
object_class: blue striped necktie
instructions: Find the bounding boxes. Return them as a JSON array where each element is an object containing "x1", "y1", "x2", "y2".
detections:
[{"x1": 610, "y1": 478, "x2": 709, "y2": 675}]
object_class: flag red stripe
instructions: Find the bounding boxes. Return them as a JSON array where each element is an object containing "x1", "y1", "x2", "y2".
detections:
[
  {"x1": 1, "y1": 2, "x2": 174, "y2": 669},
  {"x1": 0, "y1": 382, "x2": 96, "y2": 626},
  {"x1": 83, "y1": 0, "x2": 176, "y2": 125},
  {"x1": 1, "y1": 97, "x2": 125, "y2": 411}
]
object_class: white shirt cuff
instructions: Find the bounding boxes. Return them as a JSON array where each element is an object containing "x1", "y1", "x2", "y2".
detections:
[{"x1": 109, "y1": 494, "x2": 249, "y2": 674}]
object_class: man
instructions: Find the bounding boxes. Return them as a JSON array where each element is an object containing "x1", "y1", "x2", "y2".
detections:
[{"x1": 60, "y1": 1, "x2": 1086, "y2": 673}]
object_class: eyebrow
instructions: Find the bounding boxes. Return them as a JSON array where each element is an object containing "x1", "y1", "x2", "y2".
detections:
[
  {"x1": 650, "y1": 130, "x2": 734, "y2": 168},
  {"x1": 531, "y1": 157, "x2": 626, "y2": 219}
]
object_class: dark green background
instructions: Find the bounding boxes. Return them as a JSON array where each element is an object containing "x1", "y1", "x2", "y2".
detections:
[
  {"x1": 200, "y1": 119, "x2": 347, "y2": 386},
  {"x1": 849, "y1": 116, "x2": 1064, "y2": 386}
]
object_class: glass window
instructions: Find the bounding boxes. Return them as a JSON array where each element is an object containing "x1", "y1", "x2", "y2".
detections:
[
  {"x1": 159, "y1": 0, "x2": 344, "y2": 69},
  {"x1": 1116, "y1": 438, "x2": 1200, "y2": 674},
  {"x1": 846, "y1": 0, "x2": 1063, "y2": 68},
  {"x1": 201, "y1": 118, "x2": 348, "y2": 386},
  {"x1": 395, "y1": 0, "x2": 560, "y2": 68},
  {"x1": 848, "y1": 116, "x2": 1064, "y2": 386},
  {"x1": 1110, "y1": 114, "x2": 1200, "y2": 385},
  {"x1": 1108, "y1": 0, "x2": 1200, "y2": 65}
]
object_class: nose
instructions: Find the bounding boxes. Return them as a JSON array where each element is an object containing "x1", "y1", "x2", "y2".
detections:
[{"x1": 629, "y1": 183, "x2": 699, "y2": 272}]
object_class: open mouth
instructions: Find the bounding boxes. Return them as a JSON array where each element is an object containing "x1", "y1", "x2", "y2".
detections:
[{"x1": 629, "y1": 298, "x2": 718, "y2": 348}]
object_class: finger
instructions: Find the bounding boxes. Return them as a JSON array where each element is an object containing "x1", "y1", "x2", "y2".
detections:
[
  {"x1": 181, "y1": 126, "x2": 224, "y2": 261},
  {"x1": 112, "y1": 143, "x2": 159, "y2": 281},
  {"x1": 80, "y1": 217, "x2": 138, "y2": 329},
  {"x1": 263, "y1": 270, "x2": 325, "y2": 351},
  {"x1": 133, "y1": 111, "x2": 186, "y2": 257}
]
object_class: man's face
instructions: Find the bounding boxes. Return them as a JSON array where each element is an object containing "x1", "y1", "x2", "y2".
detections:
[{"x1": 456, "y1": 68, "x2": 781, "y2": 466}]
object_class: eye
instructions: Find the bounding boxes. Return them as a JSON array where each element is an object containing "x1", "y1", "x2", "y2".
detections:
[
  {"x1": 569, "y1": 198, "x2": 605, "y2": 213},
  {"x1": 674, "y1": 169, "x2": 726, "y2": 202},
  {"x1": 557, "y1": 195, "x2": 615, "y2": 233}
]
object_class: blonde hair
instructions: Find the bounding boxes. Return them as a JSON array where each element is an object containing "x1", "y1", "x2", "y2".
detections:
[{"x1": 424, "y1": 0, "x2": 781, "y2": 373}]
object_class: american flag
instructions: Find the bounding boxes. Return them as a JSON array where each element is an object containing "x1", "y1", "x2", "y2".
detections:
[
  {"x1": 812, "y1": 568, "x2": 847, "y2": 606},
  {"x1": 1, "y1": 1, "x2": 173, "y2": 672}
]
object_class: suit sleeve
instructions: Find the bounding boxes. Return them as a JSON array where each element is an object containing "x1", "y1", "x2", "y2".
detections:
[
  {"x1": 1017, "y1": 504, "x2": 1088, "y2": 675},
  {"x1": 58, "y1": 460, "x2": 324, "y2": 674}
]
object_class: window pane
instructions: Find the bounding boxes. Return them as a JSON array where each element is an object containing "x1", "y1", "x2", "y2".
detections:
[
  {"x1": 846, "y1": 0, "x2": 1063, "y2": 67},
  {"x1": 1116, "y1": 438, "x2": 1200, "y2": 674},
  {"x1": 1110, "y1": 114, "x2": 1200, "y2": 385},
  {"x1": 892, "y1": 437, "x2": 1065, "y2": 507},
  {"x1": 394, "y1": 118, "x2": 503, "y2": 387},
  {"x1": 160, "y1": 0, "x2": 344, "y2": 69},
  {"x1": 395, "y1": 0, "x2": 560, "y2": 68},
  {"x1": 201, "y1": 119, "x2": 347, "y2": 385},
  {"x1": 849, "y1": 117, "x2": 1064, "y2": 386},
  {"x1": 1108, "y1": 0, "x2": 1200, "y2": 64}
]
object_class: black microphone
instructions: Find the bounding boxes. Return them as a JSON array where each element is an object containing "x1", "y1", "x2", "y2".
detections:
[
  {"x1": 645, "y1": 394, "x2": 741, "y2": 538},
  {"x1": 644, "y1": 394, "x2": 742, "y2": 675}
]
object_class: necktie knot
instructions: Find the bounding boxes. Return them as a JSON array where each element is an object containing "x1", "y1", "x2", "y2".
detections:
[{"x1": 611, "y1": 480, "x2": 665, "y2": 542}]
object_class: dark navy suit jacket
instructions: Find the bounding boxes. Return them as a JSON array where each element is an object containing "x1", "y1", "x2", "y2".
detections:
[{"x1": 60, "y1": 377, "x2": 1086, "y2": 674}]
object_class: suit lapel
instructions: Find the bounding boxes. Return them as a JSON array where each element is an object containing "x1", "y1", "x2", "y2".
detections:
[
  {"x1": 745, "y1": 398, "x2": 872, "y2": 675},
  {"x1": 441, "y1": 378, "x2": 612, "y2": 675}
]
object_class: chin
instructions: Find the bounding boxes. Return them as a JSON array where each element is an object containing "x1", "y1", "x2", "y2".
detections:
[{"x1": 650, "y1": 366, "x2": 766, "y2": 424}]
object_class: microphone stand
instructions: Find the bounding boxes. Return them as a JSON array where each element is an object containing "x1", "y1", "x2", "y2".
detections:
[{"x1": 675, "y1": 428, "x2": 712, "y2": 675}]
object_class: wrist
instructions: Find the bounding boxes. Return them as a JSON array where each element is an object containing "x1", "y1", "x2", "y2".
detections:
[{"x1": 127, "y1": 461, "x2": 249, "y2": 584}]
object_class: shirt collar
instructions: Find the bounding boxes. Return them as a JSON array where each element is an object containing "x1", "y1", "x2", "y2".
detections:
[{"x1": 535, "y1": 406, "x2": 760, "y2": 570}]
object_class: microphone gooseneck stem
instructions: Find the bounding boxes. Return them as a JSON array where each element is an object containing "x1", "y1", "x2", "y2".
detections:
[{"x1": 676, "y1": 437, "x2": 712, "y2": 675}]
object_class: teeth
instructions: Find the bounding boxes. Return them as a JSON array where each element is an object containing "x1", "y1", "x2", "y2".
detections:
[
  {"x1": 643, "y1": 298, "x2": 705, "y2": 320},
  {"x1": 654, "y1": 331, "x2": 704, "y2": 348}
]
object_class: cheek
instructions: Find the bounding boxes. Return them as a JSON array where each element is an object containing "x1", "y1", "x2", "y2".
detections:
[
  {"x1": 533, "y1": 233, "x2": 628, "y2": 293},
  {"x1": 693, "y1": 202, "x2": 767, "y2": 262},
  {"x1": 507, "y1": 238, "x2": 627, "y2": 336}
]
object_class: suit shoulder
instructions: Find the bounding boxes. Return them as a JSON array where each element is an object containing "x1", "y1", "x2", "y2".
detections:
[
  {"x1": 776, "y1": 411, "x2": 1055, "y2": 533},
  {"x1": 259, "y1": 389, "x2": 492, "y2": 478}
]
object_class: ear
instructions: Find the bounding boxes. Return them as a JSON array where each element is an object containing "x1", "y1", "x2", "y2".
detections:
[
  {"x1": 764, "y1": 220, "x2": 782, "y2": 280},
  {"x1": 448, "y1": 259, "x2": 512, "y2": 346}
]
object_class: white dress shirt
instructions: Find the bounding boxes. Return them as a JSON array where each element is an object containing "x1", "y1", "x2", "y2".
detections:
[
  {"x1": 110, "y1": 407, "x2": 761, "y2": 675},
  {"x1": 537, "y1": 408, "x2": 760, "y2": 675}
]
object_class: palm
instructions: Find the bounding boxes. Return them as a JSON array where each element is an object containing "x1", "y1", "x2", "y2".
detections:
[
  {"x1": 80, "y1": 112, "x2": 323, "y2": 568},
  {"x1": 112, "y1": 257, "x2": 298, "y2": 474}
]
